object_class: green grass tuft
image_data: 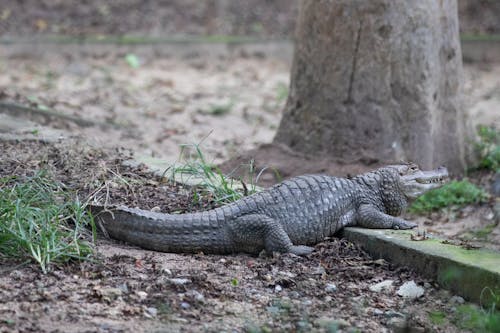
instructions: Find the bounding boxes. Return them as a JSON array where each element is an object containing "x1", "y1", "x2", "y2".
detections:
[
  {"x1": 167, "y1": 143, "x2": 262, "y2": 205},
  {"x1": 428, "y1": 310, "x2": 446, "y2": 325},
  {"x1": 453, "y1": 304, "x2": 500, "y2": 333},
  {"x1": 0, "y1": 171, "x2": 95, "y2": 273},
  {"x1": 409, "y1": 180, "x2": 489, "y2": 214},
  {"x1": 474, "y1": 125, "x2": 500, "y2": 172},
  {"x1": 275, "y1": 82, "x2": 289, "y2": 102},
  {"x1": 206, "y1": 101, "x2": 234, "y2": 116}
]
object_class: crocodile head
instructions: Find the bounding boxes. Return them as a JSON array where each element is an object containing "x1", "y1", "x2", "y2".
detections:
[
  {"x1": 354, "y1": 163, "x2": 449, "y2": 216},
  {"x1": 389, "y1": 163, "x2": 449, "y2": 199},
  {"x1": 370, "y1": 163, "x2": 449, "y2": 216}
]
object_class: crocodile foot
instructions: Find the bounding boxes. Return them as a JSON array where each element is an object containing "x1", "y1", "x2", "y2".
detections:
[{"x1": 289, "y1": 245, "x2": 314, "y2": 256}]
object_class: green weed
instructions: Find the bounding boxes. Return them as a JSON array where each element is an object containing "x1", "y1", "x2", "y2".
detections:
[
  {"x1": 266, "y1": 298, "x2": 292, "y2": 316},
  {"x1": 409, "y1": 180, "x2": 489, "y2": 214},
  {"x1": 474, "y1": 125, "x2": 500, "y2": 172},
  {"x1": 206, "y1": 102, "x2": 234, "y2": 116},
  {"x1": 0, "y1": 172, "x2": 95, "y2": 273},
  {"x1": 468, "y1": 223, "x2": 497, "y2": 240},
  {"x1": 453, "y1": 304, "x2": 500, "y2": 333},
  {"x1": 167, "y1": 143, "x2": 262, "y2": 205},
  {"x1": 275, "y1": 82, "x2": 289, "y2": 102},
  {"x1": 428, "y1": 310, "x2": 446, "y2": 325},
  {"x1": 449, "y1": 288, "x2": 500, "y2": 332},
  {"x1": 124, "y1": 53, "x2": 140, "y2": 68},
  {"x1": 481, "y1": 287, "x2": 500, "y2": 313}
]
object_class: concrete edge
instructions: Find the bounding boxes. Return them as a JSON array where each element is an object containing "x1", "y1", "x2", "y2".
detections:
[
  {"x1": 2, "y1": 37, "x2": 500, "y2": 63},
  {"x1": 342, "y1": 227, "x2": 500, "y2": 307}
]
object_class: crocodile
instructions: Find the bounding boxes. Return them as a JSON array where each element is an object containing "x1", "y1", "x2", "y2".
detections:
[{"x1": 92, "y1": 163, "x2": 448, "y2": 255}]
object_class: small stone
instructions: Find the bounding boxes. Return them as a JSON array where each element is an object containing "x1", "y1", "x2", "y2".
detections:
[
  {"x1": 302, "y1": 299, "x2": 313, "y2": 306},
  {"x1": 388, "y1": 317, "x2": 408, "y2": 331},
  {"x1": 117, "y1": 283, "x2": 129, "y2": 293},
  {"x1": 397, "y1": 281, "x2": 424, "y2": 299},
  {"x1": 180, "y1": 302, "x2": 190, "y2": 309},
  {"x1": 97, "y1": 287, "x2": 123, "y2": 298},
  {"x1": 161, "y1": 267, "x2": 172, "y2": 275},
  {"x1": 136, "y1": 291, "x2": 148, "y2": 300},
  {"x1": 450, "y1": 295, "x2": 465, "y2": 304},
  {"x1": 219, "y1": 258, "x2": 227, "y2": 264},
  {"x1": 369, "y1": 280, "x2": 394, "y2": 293},
  {"x1": 171, "y1": 316, "x2": 189, "y2": 323},
  {"x1": 384, "y1": 310, "x2": 405, "y2": 319},
  {"x1": 137, "y1": 273, "x2": 149, "y2": 281},
  {"x1": 187, "y1": 290, "x2": 205, "y2": 303},
  {"x1": 151, "y1": 206, "x2": 161, "y2": 212},
  {"x1": 373, "y1": 309, "x2": 384, "y2": 316},
  {"x1": 424, "y1": 282, "x2": 432, "y2": 289},
  {"x1": 168, "y1": 278, "x2": 191, "y2": 285},
  {"x1": 373, "y1": 259, "x2": 387, "y2": 265},
  {"x1": 325, "y1": 283, "x2": 337, "y2": 292},
  {"x1": 275, "y1": 285, "x2": 283, "y2": 292},
  {"x1": 144, "y1": 307, "x2": 157, "y2": 318},
  {"x1": 312, "y1": 266, "x2": 326, "y2": 275}
]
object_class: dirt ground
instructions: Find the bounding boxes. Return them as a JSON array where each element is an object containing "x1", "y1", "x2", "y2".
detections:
[
  {"x1": 0, "y1": 35, "x2": 499, "y2": 333},
  {"x1": 0, "y1": 50, "x2": 289, "y2": 164},
  {"x1": 0, "y1": 139, "x2": 478, "y2": 332},
  {"x1": 1, "y1": 49, "x2": 499, "y2": 165}
]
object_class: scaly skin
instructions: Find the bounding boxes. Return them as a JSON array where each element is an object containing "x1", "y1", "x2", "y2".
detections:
[{"x1": 92, "y1": 163, "x2": 449, "y2": 255}]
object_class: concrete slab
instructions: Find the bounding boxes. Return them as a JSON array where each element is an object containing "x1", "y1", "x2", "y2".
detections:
[
  {"x1": 342, "y1": 227, "x2": 500, "y2": 306},
  {"x1": 1, "y1": 36, "x2": 499, "y2": 63}
]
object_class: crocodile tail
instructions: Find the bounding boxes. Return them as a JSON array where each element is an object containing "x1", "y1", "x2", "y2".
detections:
[{"x1": 90, "y1": 205, "x2": 232, "y2": 254}]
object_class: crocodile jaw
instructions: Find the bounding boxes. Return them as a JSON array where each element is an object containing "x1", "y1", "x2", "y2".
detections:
[{"x1": 400, "y1": 166, "x2": 449, "y2": 199}]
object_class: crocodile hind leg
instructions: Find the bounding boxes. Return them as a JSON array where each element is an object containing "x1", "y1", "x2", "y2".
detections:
[{"x1": 228, "y1": 214, "x2": 314, "y2": 255}]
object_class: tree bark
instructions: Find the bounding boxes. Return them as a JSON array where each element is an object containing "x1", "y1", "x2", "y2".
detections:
[{"x1": 274, "y1": 0, "x2": 471, "y2": 174}]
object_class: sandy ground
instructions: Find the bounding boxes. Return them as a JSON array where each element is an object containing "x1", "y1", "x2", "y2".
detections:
[
  {"x1": 0, "y1": 49, "x2": 499, "y2": 165},
  {"x1": 0, "y1": 50, "x2": 289, "y2": 164}
]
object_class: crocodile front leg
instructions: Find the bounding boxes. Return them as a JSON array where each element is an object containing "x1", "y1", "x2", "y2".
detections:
[
  {"x1": 356, "y1": 204, "x2": 417, "y2": 229},
  {"x1": 228, "y1": 214, "x2": 314, "y2": 255}
]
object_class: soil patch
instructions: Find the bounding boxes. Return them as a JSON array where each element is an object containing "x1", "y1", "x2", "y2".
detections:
[{"x1": 219, "y1": 143, "x2": 380, "y2": 187}]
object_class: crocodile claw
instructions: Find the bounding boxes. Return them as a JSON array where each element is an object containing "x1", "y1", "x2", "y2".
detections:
[{"x1": 393, "y1": 219, "x2": 418, "y2": 230}]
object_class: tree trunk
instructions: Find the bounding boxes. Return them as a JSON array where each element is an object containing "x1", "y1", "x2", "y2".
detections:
[{"x1": 274, "y1": 0, "x2": 471, "y2": 174}]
